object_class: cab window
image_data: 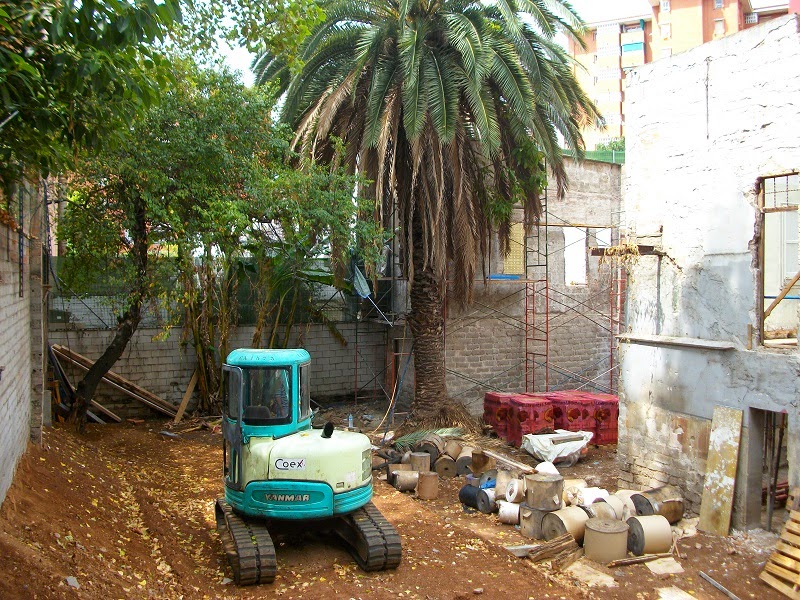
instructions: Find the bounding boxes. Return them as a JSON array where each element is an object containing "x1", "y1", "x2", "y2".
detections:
[
  {"x1": 243, "y1": 367, "x2": 292, "y2": 426},
  {"x1": 299, "y1": 362, "x2": 311, "y2": 420},
  {"x1": 221, "y1": 366, "x2": 242, "y2": 419}
]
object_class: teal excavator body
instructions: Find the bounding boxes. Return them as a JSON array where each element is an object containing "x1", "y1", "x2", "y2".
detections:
[{"x1": 215, "y1": 348, "x2": 401, "y2": 585}]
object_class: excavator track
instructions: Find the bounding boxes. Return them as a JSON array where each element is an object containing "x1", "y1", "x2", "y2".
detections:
[
  {"x1": 215, "y1": 499, "x2": 277, "y2": 586},
  {"x1": 335, "y1": 501, "x2": 402, "y2": 571}
]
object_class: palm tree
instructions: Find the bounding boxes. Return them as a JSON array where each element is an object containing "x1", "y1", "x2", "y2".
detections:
[{"x1": 254, "y1": 0, "x2": 600, "y2": 423}]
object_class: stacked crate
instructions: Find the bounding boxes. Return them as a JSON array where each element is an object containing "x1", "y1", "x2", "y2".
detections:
[
  {"x1": 483, "y1": 392, "x2": 516, "y2": 440},
  {"x1": 483, "y1": 390, "x2": 619, "y2": 446},
  {"x1": 546, "y1": 390, "x2": 595, "y2": 433},
  {"x1": 506, "y1": 394, "x2": 554, "y2": 447},
  {"x1": 587, "y1": 393, "x2": 619, "y2": 445}
]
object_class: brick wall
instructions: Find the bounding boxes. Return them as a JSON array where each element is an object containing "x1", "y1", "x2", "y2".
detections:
[
  {"x1": 445, "y1": 158, "x2": 622, "y2": 415},
  {"x1": 0, "y1": 180, "x2": 41, "y2": 506},
  {"x1": 49, "y1": 321, "x2": 387, "y2": 419}
]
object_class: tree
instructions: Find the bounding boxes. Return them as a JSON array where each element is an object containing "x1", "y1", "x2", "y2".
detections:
[
  {"x1": 0, "y1": 0, "x2": 180, "y2": 192},
  {"x1": 596, "y1": 137, "x2": 624, "y2": 152},
  {"x1": 256, "y1": 0, "x2": 600, "y2": 423},
  {"x1": 61, "y1": 65, "x2": 381, "y2": 424},
  {"x1": 60, "y1": 66, "x2": 281, "y2": 427}
]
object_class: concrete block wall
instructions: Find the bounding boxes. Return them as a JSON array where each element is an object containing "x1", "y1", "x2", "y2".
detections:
[
  {"x1": 49, "y1": 321, "x2": 387, "y2": 419},
  {"x1": 444, "y1": 157, "x2": 622, "y2": 415},
  {"x1": 0, "y1": 179, "x2": 42, "y2": 506},
  {"x1": 0, "y1": 232, "x2": 32, "y2": 505},
  {"x1": 620, "y1": 14, "x2": 800, "y2": 527},
  {"x1": 445, "y1": 283, "x2": 527, "y2": 414}
]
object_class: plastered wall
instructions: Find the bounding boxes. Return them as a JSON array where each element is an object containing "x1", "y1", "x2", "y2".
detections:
[{"x1": 619, "y1": 14, "x2": 800, "y2": 527}]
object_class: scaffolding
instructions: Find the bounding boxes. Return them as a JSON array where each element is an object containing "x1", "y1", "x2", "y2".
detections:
[{"x1": 443, "y1": 181, "x2": 626, "y2": 403}]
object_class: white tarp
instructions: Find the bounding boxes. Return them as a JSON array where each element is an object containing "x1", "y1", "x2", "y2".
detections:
[{"x1": 521, "y1": 429, "x2": 593, "y2": 466}]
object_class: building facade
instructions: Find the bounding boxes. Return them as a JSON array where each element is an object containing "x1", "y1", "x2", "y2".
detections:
[{"x1": 568, "y1": 0, "x2": 790, "y2": 149}]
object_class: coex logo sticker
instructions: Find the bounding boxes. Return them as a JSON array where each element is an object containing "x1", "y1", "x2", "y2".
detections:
[{"x1": 275, "y1": 458, "x2": 306, "y2": 470}]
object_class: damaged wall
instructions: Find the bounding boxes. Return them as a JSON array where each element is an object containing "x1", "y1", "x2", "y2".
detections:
[
  {"x1": 446, "y1": 158, "x2": 621, "y2": 414},
  {"x1": 619, "y1": 14, "x2": 800, "y2": 528}
]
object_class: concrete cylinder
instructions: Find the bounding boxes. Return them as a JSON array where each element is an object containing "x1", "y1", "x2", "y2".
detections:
[
  {"x1": 519, "y1": 504, "x2": 547, "y2": 540},
  {"x1": 506, "y1": 479, "x2": 525, "y2": 503},
  {"x1": 497, "y1": 500, "x2": 521, "y2": 525},
  {"x1": 542, "y1": 506, "x2": 590, "y2": 542},
  {"x1": 409, "y1": 451, "x2": 431, "y2": 473},
  {"x1": 494, "y1": 469, "x2": 515, "y2": 501},
  {"x1": 394, "y1": 470, "x2": 419, "y2": 492}
]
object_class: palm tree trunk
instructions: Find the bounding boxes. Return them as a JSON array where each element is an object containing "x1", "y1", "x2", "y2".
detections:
[{"x1": 408, "y1": 208, "x2": 448, "y2": 421}]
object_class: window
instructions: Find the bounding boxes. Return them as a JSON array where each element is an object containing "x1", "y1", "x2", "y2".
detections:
[
  {"x1": 745, "y1": 12, "x2": 758, "y2": 24},
  {"x1": 661, "y1": 23, "x2": 671, "y2": 39},
  {"x1": 504, "y1": 223, "x2": 526, "y2": 275},
  {"x1": 243, "y1": 367, "x2": 292, "y2": 425},
  {"x1": 661, "y1": 47, "x2": 673, "y2": 58},
  {"x1": 760, "y1": 174, "x2": 800, "y2": 346},
  {"x1": 660, "y1": 0, "x2": 670, "y2": 11},
  {"x1": 299, "y1": 362, "x2": 311, "y2": 420},
  {"x1": 714, "y1": 0, "x2": 724, "y2": 8},
  {"x1": 563, "y1": 228, "x2": 587, "y2": 286},
  {"x1": 713, "y1": 19, "x2": 725, "y2": 36}
]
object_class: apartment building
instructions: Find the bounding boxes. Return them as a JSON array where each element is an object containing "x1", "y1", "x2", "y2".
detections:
[{"x1": 568, "y1": 0, "x2": 791, "y2": 149}]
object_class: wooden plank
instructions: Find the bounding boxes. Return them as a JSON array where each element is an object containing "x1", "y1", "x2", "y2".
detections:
[
  {"x1": 777, "y1": 541, "x2": 800, "y2": 562},
  {"x1": 769, "y1": 552, "x2": 800, "y2": 574},
  {"x1": 765, "y1": 270, "x2": 800, "y2": 319},
  {"x1": 89, "y1": 400, "x2": 122, "y2": 423},
  {"x1": 760, "y1": 571, "x2": 800, "y2": 600},
  {"x1": 698, "y1": 406, "x2": 743, "y2": 535},
  {"x1": 53, "y1": 346, "x2": 176, "y2": 417},
  {"x1": 786, "y1": 520, "x2": 800, "y2": 537},
  {"x1": 607, "y1": 553, "x2": 673, "y2": 568},
  {"x1": 763, "y1": 562, "x2": 800, "y2": 588},
  {"x1": 791, "y1": 510, "x2": 800, "y2": 523},
  {"x1": 52, "y1": 345, "x2": 175, "y2": 412},
  {"x1": 482, "y1": 449, "x2": 535, "y2": 474},
  {"x1": 781, "y1": 530, "x2": 800, "y2": 548},
  {"x1": 173, "y1": 370, "x2": 198, "y2": 424}
]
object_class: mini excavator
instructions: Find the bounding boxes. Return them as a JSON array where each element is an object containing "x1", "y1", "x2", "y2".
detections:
[{"x1": 215, "y1": 348, "x2": 402, "y2": 585}]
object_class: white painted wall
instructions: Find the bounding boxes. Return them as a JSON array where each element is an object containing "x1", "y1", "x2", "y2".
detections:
[{"x1": 620, "y1": 15, "x2": 800, "y2": 527}]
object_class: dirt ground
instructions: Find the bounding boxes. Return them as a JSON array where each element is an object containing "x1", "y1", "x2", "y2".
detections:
[{"x1": 0, "y1": 411, "x2": 788, "y2": 600}]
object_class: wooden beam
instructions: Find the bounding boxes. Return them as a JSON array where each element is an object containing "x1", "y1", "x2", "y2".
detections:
[
  {"x1": 89, "y1": 400, "x2": 122, "y2": 423},
  {"x1": 52, "y1": 346, "x2": 176, "y2": 417},
  {"x1": 52, "y1": 345, "x2": 175, "y2": 412},
  {"x1": 482, "y1": 449, "x2": 535, "y2": 474},
  {"x1": 173, "y1": 370, "x2": 198, "y2": 424},
  {"x1": 764, "y1": 270, "x2": 800, "y2": 320}
]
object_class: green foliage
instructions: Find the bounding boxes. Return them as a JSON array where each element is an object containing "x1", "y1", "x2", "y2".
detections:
[
  {"x1": 59, "y1": 63, "x2": 382, "y2": 412},
  {"x1": 175, "y1": 0, "x2": 324, "y2": 73},
  {"x1": 258, "y1": 0, "x2": 601, "y2": 303},
  {"x1": 0, "y1": 0, "x2": 181, "y2": 192},
  {"x1": 596, "y1": 137, "x2": 625, "y2": 152}
]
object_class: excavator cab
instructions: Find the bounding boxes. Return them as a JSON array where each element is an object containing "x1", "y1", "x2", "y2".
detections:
[{"x1": 215, "y1": 348, "x2": 401, "y2": 585}]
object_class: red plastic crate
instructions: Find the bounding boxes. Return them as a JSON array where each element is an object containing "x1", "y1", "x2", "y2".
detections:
[
  {"x1": 592, "y1": 396, "x2": 619, "y2": 432},
  {"x1": 483, "y1": 392, "x2": 516, "y2": 439},
  {"x1": 507, "y1": 395, "x2": 554, "y2": 447},
  {"x1": 594, "y1": 427, "x2": 618, "y2": 445},
  {"x1": 550, "y1": 395, "x2": 594, "y2": 432}
]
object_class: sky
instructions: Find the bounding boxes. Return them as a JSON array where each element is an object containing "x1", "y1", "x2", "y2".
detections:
[{"x1": 219, "y1": 0, "x2": 784, "y2": 86}]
